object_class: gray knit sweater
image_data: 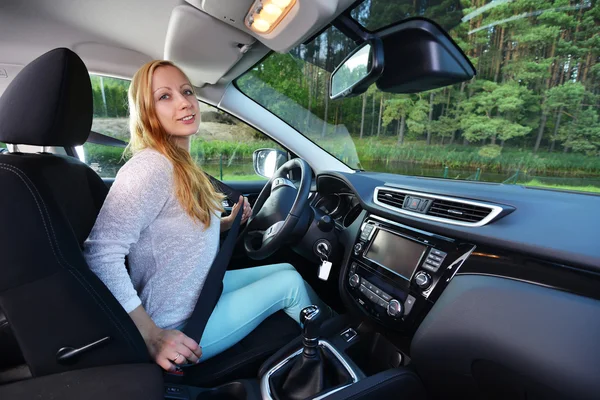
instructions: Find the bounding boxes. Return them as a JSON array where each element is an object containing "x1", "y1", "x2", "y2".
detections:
[{"x1": 83, "y1": 149, "x2": 220, "y2": 330}]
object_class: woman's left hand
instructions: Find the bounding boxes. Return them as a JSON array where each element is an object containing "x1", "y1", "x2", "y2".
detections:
[{"x1": 221, "y1": 195, "x2": 251, "y2": 231}]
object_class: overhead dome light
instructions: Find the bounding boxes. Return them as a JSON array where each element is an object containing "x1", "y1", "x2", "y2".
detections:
[
  {"x1": 245, "y1": 0, "x2": 296, "y2": 35},
  {"x1": 253, "y1": 18, "x2": 271, "y2": 33},
  {"x1": 271, "y1": 0, "x2": 292, "y2": 7}
]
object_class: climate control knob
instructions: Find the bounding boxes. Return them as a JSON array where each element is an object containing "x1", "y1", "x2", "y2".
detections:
[
  {"x1": 387, "y1": 299, "x2": 403, "y2": 318},
  {"x1": 414, "y1": 271, "x2": 432, "y2": 289},
  {"x1": 349, "y1": 274, "x2": 360, "y2": 288},
  {"x1": 353, "y1": 242, "x2": 364, "y2": 256}
]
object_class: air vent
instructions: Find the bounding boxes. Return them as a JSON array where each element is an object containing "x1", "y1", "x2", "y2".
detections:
[
  {"x1": 376, "y1": 189, "x2": 407, "y2": 209},
  {"x1": 428, "y1": 199, "x2": 492, "y2": 223},
  {"x1": 373, "y1": 186, "x2": 506, "y2": 227}
]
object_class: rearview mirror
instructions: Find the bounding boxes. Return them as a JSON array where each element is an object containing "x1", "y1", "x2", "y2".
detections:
[
  {"x1": 376, "y1": 19, "x2": 476, "y2": 93},
  {"x1": 330, "y1": 39, "x2": 384, "y2": 100},
  {"x1": 329, "y1": 18, "x2": 475, "y2": 98}
]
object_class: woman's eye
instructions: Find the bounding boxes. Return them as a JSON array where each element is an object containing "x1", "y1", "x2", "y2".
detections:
[
  {"x1": 159, "y1": 93, "x2": 170, "y2": 101},
  {"x1": 184, "y1": 89, "x2": 194, "y2": 96}
]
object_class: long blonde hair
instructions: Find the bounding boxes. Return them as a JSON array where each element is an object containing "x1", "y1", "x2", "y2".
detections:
[{"x1": 127, "y1": 60, "x2": 224, "y2": 226}]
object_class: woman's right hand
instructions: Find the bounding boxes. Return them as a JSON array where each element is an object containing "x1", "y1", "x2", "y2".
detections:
[{"x1": 147, "y1": 327, "x2": 202, "y2": 371}]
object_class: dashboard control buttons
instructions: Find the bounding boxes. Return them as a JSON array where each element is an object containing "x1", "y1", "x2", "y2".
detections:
[
  {"x1": 415, "y1": 271, "x2": 432, "y2": 289},
  {"x1": 353, "y1": 242, "x2": 364, "y2": 256},
  {"x1": 423, "y1": 248, "x2": 447, "y2": 272},
  {"x1": 341, "y1": 328, "x2": 357, "y2": 342},
  {"x1": 404, "y1": 295, "x2": 416, "y2": 316},
  {"x1": 349, "y1": 274, "x2": 361, "y2": 288},
  {"x1": 360, "y1": 223, "x2": 375, "y2": 241},
  {"x1": 387, "y1": 299, "x2": 403, "y2": 317},
  {"x1": 349, "y1": 262, "x2": 357, "y2": 275}
]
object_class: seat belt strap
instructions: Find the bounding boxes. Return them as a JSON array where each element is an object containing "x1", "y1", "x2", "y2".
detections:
[{"x1": 181, "y1": 205, "x2": 243, "y2": 344}]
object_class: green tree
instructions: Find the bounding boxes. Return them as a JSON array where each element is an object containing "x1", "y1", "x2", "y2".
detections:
[{"x1": 382, "y1": 96, "x2": 413, "y2": 144}]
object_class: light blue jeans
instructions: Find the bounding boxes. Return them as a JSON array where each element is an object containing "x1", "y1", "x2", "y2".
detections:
[{"x1": 180, "y1": 263, "x2": 326, "y2": 362}]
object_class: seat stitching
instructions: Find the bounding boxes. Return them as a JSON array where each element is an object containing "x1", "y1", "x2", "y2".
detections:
[
  {"x1": 0, "y1": 164, "x2": 137, "y2": 350},
  {"x1": 27, "y1": 170, "x2": 137, "y2": 348},
  {"x1": 0, "y1": 164, "x2": 141, "y2": 353},
  {"x1": 10, "y1": 163, "x2": 140, "y2": 351}
]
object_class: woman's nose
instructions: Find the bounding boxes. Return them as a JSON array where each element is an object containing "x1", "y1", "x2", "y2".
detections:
[{"x1": 177, "y1": 93, "x2": 192, "y2": 109}]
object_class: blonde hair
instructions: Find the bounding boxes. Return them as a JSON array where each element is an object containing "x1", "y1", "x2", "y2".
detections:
[{"x1": 127, "y1": 60, "x2": 224, "y2": 226}]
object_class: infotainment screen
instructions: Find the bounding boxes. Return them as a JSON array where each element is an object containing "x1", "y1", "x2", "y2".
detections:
[{"x1": 365, "y1": 229, "x2": 426, "y2": 280}]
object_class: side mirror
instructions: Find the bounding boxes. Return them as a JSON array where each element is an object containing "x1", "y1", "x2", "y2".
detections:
[
  {"x1": 253, "y1": 148, "x2": 287, "y2": 178},
  {"x1": 329, "y1": 39, "x2": 384, "y2": 100}
]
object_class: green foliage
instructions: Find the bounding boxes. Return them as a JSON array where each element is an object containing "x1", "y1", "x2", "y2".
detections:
[
  {"x1": 90, "y1": 75, "x2": 130, "y2": 118},
  {"x1": 522, "y1": 179, "x2": 600, "y2": 194},
  {"x1": 478, "y1": 144, "x2": 502, "y2": 159},
  {"x1": 235, "y1": 1, "x2": 600, "y2": 180}
]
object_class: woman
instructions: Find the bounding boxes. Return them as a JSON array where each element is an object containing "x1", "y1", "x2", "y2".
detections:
[{"x1": 83, "y1": 60, "x2": 328, "y2": 372}]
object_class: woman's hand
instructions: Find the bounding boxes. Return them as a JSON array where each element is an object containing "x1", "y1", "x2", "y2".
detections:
[
  {"x1": 221, "y1": 195, "x2": 251, "y2": 231},
  {"x1": 147, "y1": 326, "x2": 202, "y2": 371}
]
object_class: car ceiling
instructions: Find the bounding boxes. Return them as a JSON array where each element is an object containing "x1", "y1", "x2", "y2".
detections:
[{"x1": 0, "y1": 0, "x2": 356, "y2": 93}]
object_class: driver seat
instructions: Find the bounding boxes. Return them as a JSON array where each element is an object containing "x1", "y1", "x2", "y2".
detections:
[{"x1": 0, "y1": 48, "x2": 299, "y2": 386}]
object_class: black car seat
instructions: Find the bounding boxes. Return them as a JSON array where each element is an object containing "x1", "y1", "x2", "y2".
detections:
[
  {"x1": 0, "y1": 48, "x2": 151, "y2": 380},
  {"x1": 0, "y1": 47, "x2": 299, "y2": 386}
]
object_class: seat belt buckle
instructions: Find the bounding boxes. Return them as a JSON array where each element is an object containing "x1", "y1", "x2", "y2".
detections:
[{"x1": 166, "y1": 368, "x2": 185, "y2": 377}]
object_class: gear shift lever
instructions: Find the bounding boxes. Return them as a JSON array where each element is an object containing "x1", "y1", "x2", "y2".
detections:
[
  {"x1": 300, "y1": 305, "x2": 323, "y2": 358},
  {"x1": 269, "y1": 305, "x2": 353, "y2": 399}
]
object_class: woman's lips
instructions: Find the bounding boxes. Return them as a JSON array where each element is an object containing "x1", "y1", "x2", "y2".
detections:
[{"x1": 179, "y1": 114, "x2": 196, "y2": 125}]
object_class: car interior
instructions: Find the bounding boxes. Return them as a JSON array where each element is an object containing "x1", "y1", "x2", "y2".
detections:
[{"x1": 1, "y1": 0, "x2": 600, "y2": 399}]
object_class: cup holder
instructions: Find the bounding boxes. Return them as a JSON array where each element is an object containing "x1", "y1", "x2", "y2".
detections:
[{"x1": 197, "y1": 381, "x2": 247, "y2": 400}]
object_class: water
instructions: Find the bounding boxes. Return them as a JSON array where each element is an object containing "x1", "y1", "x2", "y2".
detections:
[
  {"x1": 362, "y1": 160, "x2": 600, "y2": 189},
  {"x1": 92, "y1": 159, "x2": 600, "y2": 190}
]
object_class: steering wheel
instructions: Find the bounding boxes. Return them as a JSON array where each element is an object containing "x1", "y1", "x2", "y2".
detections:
[{"x1": 242, "y1": 158, "x2": 312, "y2": 260}]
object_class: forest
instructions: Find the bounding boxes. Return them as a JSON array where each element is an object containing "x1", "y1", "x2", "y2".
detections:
[
  {"x1": 27, "y1": 0, "x2": 599, "y2": 191},
  {"x1": 237, "y1": 0, "x2": 600, "y2": 186}
]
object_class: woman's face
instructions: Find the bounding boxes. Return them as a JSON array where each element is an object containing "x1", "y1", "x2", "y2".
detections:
[{"x1": 151, "y1": 65, "x2": 200, "y2": 138}]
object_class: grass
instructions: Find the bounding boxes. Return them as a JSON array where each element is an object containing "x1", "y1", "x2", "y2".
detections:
[
  {"x1": 81, "y1": 125, "x2": 600, "y2": 194},
  {"x1": 88, "y1": 118, "x2": 600, "y2": 176},
  {"x1": 344, "y1": 139, "x2": 600, "y2": 176},
  {"x1": 520, "y1": 179, "x2": 600, "y2": 194}
]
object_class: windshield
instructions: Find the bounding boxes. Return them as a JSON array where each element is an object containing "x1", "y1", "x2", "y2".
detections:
[{"x1": 236, "y1": 0, "x2": 600, "y2": 194}]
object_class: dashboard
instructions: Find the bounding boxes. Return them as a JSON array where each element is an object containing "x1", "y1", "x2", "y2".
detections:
[
  {"x1": 313, "y1": 193, "x2": 362, "y2": 230},
  {"x1": 300, "y1": 170, "x2": 600, "y2": 398}
]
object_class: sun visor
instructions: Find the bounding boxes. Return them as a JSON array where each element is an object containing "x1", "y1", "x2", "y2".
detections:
[
  {"x1": 73, "y1": 43, "x2": 152, "y2": 78},
  {"x1": 164, "y1": 5, "x2": 255, "y2": 86}
]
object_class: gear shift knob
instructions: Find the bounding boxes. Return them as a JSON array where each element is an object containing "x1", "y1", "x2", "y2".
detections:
[
  {"x1": 300, "y1": 305, "x2": 321, "y2": 339},
  {"x1": 300, "y1": 305, "x2": 322, "y2": 357}
]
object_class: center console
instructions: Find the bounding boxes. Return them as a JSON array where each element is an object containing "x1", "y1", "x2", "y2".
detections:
[
  {"x1": 345, "y1": 215, "x2": 475, "y2": 331},
  {"x1": 164, "y1": 213, "x2": 472, "y2": 400}
]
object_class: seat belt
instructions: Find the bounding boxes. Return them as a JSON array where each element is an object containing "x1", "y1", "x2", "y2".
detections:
[{"x1": 180, "y1": 203, "x2": 243, "y2": 349}]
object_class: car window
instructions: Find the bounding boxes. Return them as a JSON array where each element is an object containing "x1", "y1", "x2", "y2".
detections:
[
  {"x1": 237, "y1": 0, "x2": 600, "y2": 194},
  {"x1": 190, "y1": 103, "x2": 286, "y2": 181},
  {"x1": 84, "y1": 74, "x2": 131, "y2": 177},
  {"x1": 85, "y1": 74, "x2": 285, "y2": 181}
]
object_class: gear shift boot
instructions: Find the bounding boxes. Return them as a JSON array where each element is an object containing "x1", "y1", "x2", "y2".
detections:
[
  {"x1": 267, "y1": 342, "x2": 355, "y2": 400},
  {"x1": 260, "y1": 306, "x2": 357, "y2": 400}
]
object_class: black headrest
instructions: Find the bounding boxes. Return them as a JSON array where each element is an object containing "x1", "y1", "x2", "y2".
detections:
[{"x1": 0, "y1": 48, "x2": 92, "y2": 147}]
